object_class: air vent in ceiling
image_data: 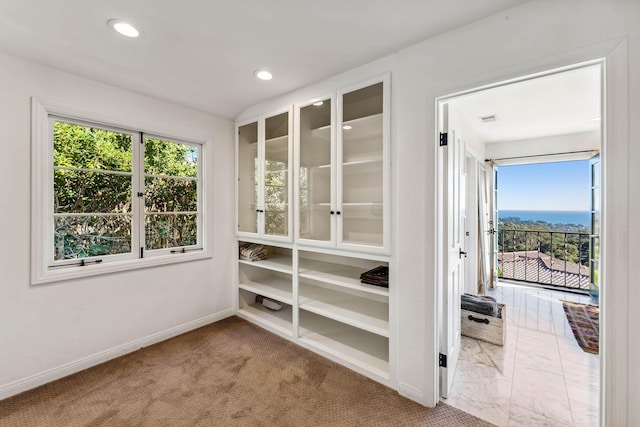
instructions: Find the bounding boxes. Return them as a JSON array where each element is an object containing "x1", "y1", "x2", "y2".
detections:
[{"x1": 480, "y1": 114, "x2": 498, "y2": 123}]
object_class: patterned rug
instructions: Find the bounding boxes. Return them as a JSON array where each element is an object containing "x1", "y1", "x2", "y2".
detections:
[{"x1": 561, "y1": 300, "x2": 599, "y2": 354}]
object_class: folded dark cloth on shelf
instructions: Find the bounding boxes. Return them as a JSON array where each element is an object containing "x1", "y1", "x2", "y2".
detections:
[
  {"x1": 239, "y1": 243, "x2": 268, "y2": 261},
  {"x1": 360, "y1": 266, "x2": 389, "y2": 288},
  {"x1": 461, "y1": 293, "x2": 498, "y2": 316}
]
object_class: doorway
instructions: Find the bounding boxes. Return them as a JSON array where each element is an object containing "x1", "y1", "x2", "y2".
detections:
[{"x1": 436, "y1": 62, "x2": 603, "y2": 426}]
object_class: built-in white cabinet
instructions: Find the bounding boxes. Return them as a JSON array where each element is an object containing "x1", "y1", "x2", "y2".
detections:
[
  {"x1": 295, "y1": 75, "x2": 390, "y2": 254},
  {"x1": 236, "y1": 242, "x2": 391, "y2": 385},
  {"x1": 236, "y1": 108, "x2": 293, "y2": 242},
  {"x1": 235, "y1": 74, "x2": 392, "y2": 387}
]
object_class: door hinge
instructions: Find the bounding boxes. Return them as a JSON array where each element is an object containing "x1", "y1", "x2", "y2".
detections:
[
  {"x1": 439, "y1": 353, "x2": 447, "y2": 368},
  {"x1": 439, "y1": 132, "x2": 448, "y2": 147}
]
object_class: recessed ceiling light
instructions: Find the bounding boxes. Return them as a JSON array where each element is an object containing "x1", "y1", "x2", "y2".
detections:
[
  {"x1": 589, "y1": 117, "x2": 601, "y2": 122},
  {"x1": 108, "y1": 19, "x2": 140, "y2": 38},
  {"x1": 313, "y1": 101, "x2": 324, "y2": 106},
  {"x1": 342, "y1": 125, "x2": 352, "y2": 130},
  {"x1": 480, "y1": 114, "x2": 498, "y2": 123},
  {"x1": 255, "y1": 70, "x2": 273, "y2": 81}
]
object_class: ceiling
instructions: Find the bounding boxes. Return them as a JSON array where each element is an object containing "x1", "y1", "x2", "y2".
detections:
[
  {"x1": 450, "y1": 65, "x2": 601, "y2": 143},
  {"x1": 0, "y1": 0, "x2": 524, "y2": 119}
]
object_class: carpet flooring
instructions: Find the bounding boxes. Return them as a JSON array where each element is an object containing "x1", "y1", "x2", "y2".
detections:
[
  {"x1": 0, "y1": 317, "x2": 493, "y2": 426},
  {"x1": 562, "y1": 300, "x2": 600, "y2": 354}
]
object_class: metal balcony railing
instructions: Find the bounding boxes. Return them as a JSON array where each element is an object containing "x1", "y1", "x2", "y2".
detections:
[{"x1": 497, "y1": 228, "x2": 590, "y2": 291}]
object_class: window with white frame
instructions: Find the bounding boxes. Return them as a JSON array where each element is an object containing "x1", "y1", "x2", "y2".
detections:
[{"x1": 32, "y1": 99, "x2": 206, "y2": 284}]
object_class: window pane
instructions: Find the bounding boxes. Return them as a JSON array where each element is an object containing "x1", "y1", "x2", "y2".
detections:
[
  {"x1": 144, "y1": 177, "x2": 197, "y2": 212},
  {"x1": 144, "y1": 138, "x2": 198, "y2": 177},
  {"x1": 54, "y1": 215, "x2": 132, "y2": 260},
  {"x1": 144, "y1": 137, "x2": 200, "y2": 251},
  {"x1": 53, "y1": 121, "x2": 132, "y2": 172},
  {"x1": 54, "y1": 169, "x2": 132, "y2": 214},
  {"x1": 145, "y1": 214, "x2": 198, "y2": 250}
]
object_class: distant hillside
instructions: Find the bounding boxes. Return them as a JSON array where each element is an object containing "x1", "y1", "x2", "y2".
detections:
[
  {"x1": 498, "y1": 217, "x2": 589, "y2": 264},
  {"x1": 499, "y1": 216, "x2": 589, "y2": 233}
]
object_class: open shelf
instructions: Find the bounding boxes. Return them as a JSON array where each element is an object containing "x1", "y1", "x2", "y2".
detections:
[
  {"x1": 298, "y1": 258, "x2": 388, "y2": 297},
  {"x1": 299, "y1": 282, "x2": 389, "y2": 337},
  {"x1": 299, "y1": 310, "x2": 389, "y2": 379},
  {"x1": 238, "y1": 255, "x2": 293, "y2": 274},
  {"x1": 238, "y1": 303, "x2": 293, "y2": 337},
  {"x1": 239, "y1": 276, "x2": 293, "y2": 305}
]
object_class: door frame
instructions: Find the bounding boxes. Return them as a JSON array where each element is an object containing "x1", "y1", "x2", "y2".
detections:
[{"x1": 434, "y1": 39, "x2": 630, "y2": 426}]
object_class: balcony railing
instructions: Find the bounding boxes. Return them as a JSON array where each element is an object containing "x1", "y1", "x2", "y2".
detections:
[{"x1": 497, "y1": 228, "x2": 590, "y2": 291}]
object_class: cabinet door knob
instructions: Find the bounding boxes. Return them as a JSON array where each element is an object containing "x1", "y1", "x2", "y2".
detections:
[
  {"x1": 336, "y1": 211, "x2": 342, "y2": 215},
  {"x1": 330, "y1": 210, "x2": 335, "y2": 215}
]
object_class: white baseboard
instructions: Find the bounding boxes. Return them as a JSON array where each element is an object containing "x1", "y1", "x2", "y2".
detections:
[
  {"x1": 0, "y1": 308, "x2": 234, "y2": 400},
  {"x1": 398, "y1": 382, "x2": 428, "y2": 406}
]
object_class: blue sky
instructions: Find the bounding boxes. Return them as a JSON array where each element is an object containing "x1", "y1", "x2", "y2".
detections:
[{"x1": 497, "y1": 160, "x2": 590, "y2": 211}]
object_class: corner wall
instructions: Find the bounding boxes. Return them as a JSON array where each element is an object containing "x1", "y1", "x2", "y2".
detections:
[{"x1": 0, "y1": 53, "x2": 236, "y2": 397}]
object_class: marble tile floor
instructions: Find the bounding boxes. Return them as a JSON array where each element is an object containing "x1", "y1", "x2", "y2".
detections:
[{"x1": 444, "y1": 282, "x2": 599, "y2": 426}]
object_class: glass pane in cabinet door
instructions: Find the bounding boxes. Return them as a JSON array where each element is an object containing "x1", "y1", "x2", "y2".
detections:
[
  {"x1": 264, "y1": 112, "x2": 289, "y2": 237},
  {"x1": 237, "y1": 122, "x2": 258, "y2": 233},
  {"x1": 341, "y1": 82, "x2": 383, "y2": 246},
  {"x1": 299, "y1": 100, "x2": 332, "y2": 242}
]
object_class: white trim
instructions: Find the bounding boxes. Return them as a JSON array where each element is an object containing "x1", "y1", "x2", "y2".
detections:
[
  {"x1": 399, "y1": 382, "x2": 426, "y2": 405},
  {"x1": 34, "y1": 251, "x2": 212, "y2": 285},
  {"x1": 600, "y1": 39, "x2": 628, "y2": 427},
  {"x1": 0, "y1": 308, "x2": 233, "y2": 400}
]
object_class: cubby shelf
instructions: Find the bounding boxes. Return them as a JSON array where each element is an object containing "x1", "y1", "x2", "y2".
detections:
[
  {"x1": 239, "y1": 277, "x2": 293, "y2": 305},
  {"x1": 299, "y1": 283, "x2": 389, "y2": 337},
  {"x1": 237, "y1": 303, "x2": 293, "y2": 337},
  {"x1": 298, "y1": 258, "x2": 388, "y2": 297},
  {"x1": 299, "y1": 311, "x2": 389, "y2": 380},
  {"x1": 238, "y1": 255, "x2": 293, "y2": 274}
]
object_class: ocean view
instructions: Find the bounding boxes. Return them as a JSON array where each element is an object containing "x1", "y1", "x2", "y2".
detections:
[{"x1": 499, "y1": 210, "x2": 590, "y2": 227}]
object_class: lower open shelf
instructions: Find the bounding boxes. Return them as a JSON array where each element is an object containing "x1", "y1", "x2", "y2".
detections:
[
  {"x1": 238, "y1": 289, "x2": 293, "y2": 337},
  {"x1": 298, "y1": 310, "x2": 389, "y2": 380}
]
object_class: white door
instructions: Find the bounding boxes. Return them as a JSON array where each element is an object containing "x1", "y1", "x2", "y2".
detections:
[{"x1": 441, "y1": 103, "x2": 466, "y2": 398}]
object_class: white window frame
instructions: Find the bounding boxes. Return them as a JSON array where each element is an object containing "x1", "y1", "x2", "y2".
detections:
[{"x1": 31, "y1": 98, "x2": 210, "y2": 285}]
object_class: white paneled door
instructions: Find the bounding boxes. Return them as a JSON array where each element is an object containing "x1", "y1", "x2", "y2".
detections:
[{"x1": 440, "y1": 103, "x2": 466, "y2": 399}]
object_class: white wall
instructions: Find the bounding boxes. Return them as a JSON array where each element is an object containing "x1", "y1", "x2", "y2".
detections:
[
  {"x1": 395, "y1": 1, "x2": 638, "y2": 424},
  {"x1": 0, "y1": 53, "x2": 236, "y2": 397},
  {"x1": 485, "y1": 131, "x2": 599, "y2": 162}
]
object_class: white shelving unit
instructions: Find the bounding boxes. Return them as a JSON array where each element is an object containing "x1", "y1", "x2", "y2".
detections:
[
  {"x1": 299, "y1": 310, "x2": 389, "y2": 381},
  {"x1": 237, "y1": 243, "x2": 294, "y2": 337},
  {"x1": 299, "y1": 281, "x2": 388, "y2": 337},
  {"x1": 236, "y1": 74, "x2": 392, "y2": 389}
]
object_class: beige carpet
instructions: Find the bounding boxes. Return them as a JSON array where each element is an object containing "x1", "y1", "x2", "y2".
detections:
[{"x1": 0, "y1": 317, "x2": 493, "y2": 426}]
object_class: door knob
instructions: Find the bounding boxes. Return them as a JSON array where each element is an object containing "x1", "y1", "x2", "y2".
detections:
[{"x1": 459, "y1": 249, "x2": 467, "y2": 258}]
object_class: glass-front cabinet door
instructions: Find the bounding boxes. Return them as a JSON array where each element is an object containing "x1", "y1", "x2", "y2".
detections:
[
  {"x1": 236, "y1": 108, "x2": 293, "y2": 242},
  {"x1": 296, "y1": 97, "x2": 334, "y2": 245},
  {"x1": 294, "y1": 76, "x2": 389, "y2": 254},
  {"x1": 263, "y1": 112, "x2": 291, "y2": 239},
  {"x1": 337, "y1": 76, "x2": 389, "y2": 253},
  {"x1": 237, "y1": 120, "x2": 259, "y2": 234}
]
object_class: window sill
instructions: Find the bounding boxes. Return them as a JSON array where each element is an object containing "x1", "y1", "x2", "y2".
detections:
[{"x1": 31, "y1": 251, "x2": 212, "y2": 286}]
